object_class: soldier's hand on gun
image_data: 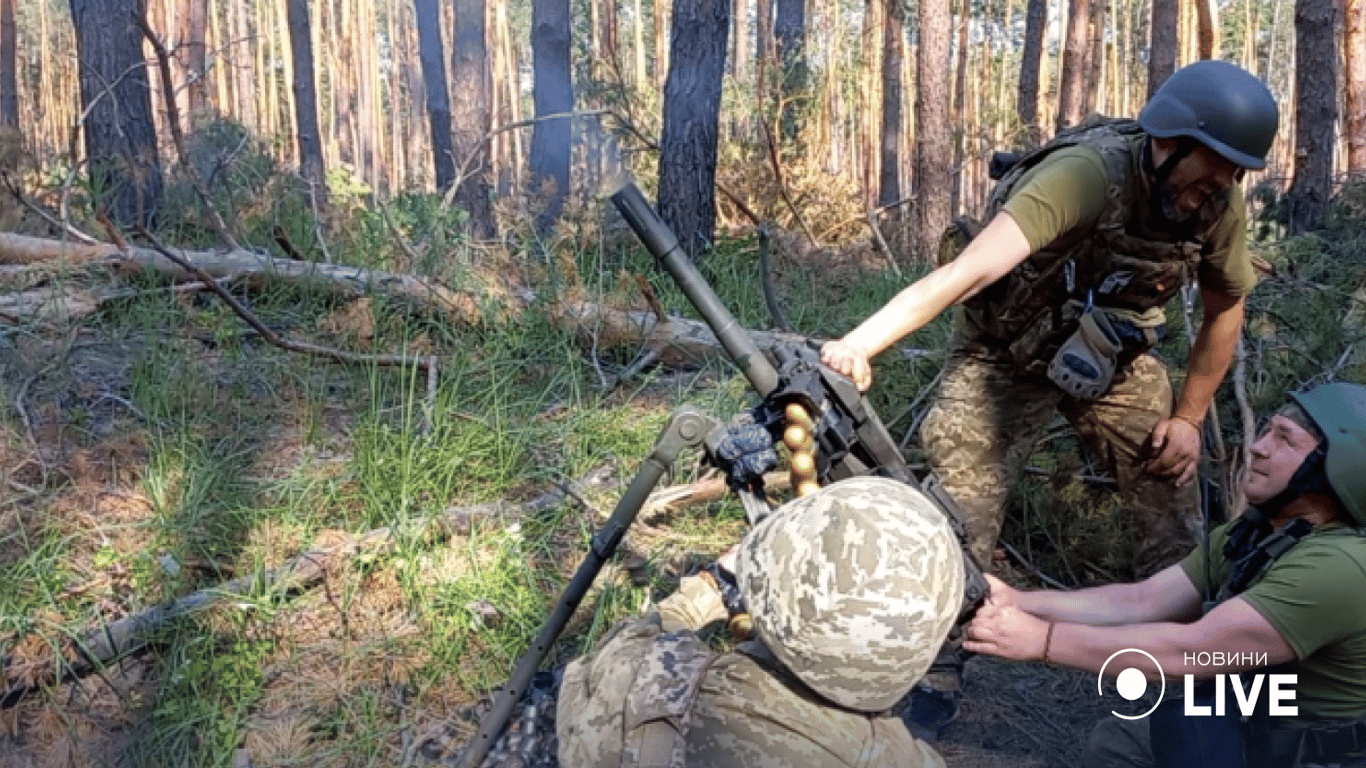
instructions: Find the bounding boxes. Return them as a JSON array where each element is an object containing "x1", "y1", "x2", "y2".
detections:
[
  {"x1": 820, "y1": 339, "x2": 873, "y2": 392},
  {"x1": 962, "y1": 592, "x2": 1052, "y2": 663},
  {"x1": 982, "y1": 573, "x2": 1020, "y2": 608},
  {"x1": 1146, "y1": 416, "x2": 1202, "y2": 487}
]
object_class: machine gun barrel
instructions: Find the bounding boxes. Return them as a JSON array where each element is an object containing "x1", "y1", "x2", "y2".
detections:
[{"x1": 607, "y1": 179, "x2": 781, "y2": 399}]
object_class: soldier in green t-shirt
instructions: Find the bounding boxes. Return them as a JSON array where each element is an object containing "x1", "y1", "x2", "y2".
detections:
[
  {"x1": 822, "y1": 59, "x2": 1280, "y2": 738},
  {"x1": 963, "y1": 381, "x2": 1366, "y2": 768}
]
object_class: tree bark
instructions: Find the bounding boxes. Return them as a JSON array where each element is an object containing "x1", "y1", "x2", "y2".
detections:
[
  {"x1": 1346, "y1": 0, "x2": 1366, "y2": 176},
  {"x1": 69, "y1": 0, "x2": 163, "y2": 230},
  {"x1": 531, "y1": 0, "x2": 573, "y2": 231},
  {"x1": 286, "y1": 0, "x2": 328, "y2": 210},
  {"x1": 0, "y1": 0, "x2": 17, "y2": 128},
  {"x1": 1285, "y1": 0, "x2": 1338, "y2": 234},
  {"x1": 877, "y1": 0, "x2": 904, "y2": 209},
  {"x1": 773, "y1": 0, "x2": 806, "y2": 139},
  {"x1": 657, "y1": 0, "x2": 731, "y2": 259},
  {"x1": 1017, "y1": 0, "x2": 1047, "y2": 145},
  {"x1": 913, "y1": 0, "x2": 951, "y2": 263},
  {"x1": 1148, "y1": 0, "x2": 1178, "y2": 97},
  {"x1": 1194, "y1": 0, "x2": 1219, "y2": 57},
  {"x1": 415, "y1": 0, "x2": 455, "y2": 191},
  {"x1": 1057, "y1": 0, "x2": 1093, "y2": 130},
  {"x1": 1084, "y1": 0, "x2": 1106, "y2": 115},
  {"x1": 451, "y1": 0, "x2": 497, "y2": 239},
  {"x1": 178, "y1": 0, "x2": 208, "y2": 119},
  {"x1": 756, "y1": 0, "x2": 774, "y2": 108}
]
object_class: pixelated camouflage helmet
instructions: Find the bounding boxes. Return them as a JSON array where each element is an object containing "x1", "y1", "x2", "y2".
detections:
[
  {"x1": 1290, "y1": 382, "x2": 1366, "y2": 526},
  {"x1": 736, "y1": 476, "x2": 964, "y2": 712},
  {"x1": 1138, "y1": 59, "x2": 1279, "y2": 170}
]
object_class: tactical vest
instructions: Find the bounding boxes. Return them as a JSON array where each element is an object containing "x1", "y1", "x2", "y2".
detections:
[{"x1": 950, "y1": 117, "x2": 1230, "y2": 372}]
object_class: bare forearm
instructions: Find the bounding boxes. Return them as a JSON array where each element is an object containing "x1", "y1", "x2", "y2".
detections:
[
  {"x1": 1174, "y1": 293, "x2": 1244, "y2": 424},
  {"x1": 1016, "y1": 582, "x2": 1159, "y2": 626}
]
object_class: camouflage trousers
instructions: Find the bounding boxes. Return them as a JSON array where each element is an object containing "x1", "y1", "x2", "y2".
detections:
[{"x1": 920, "y1": 344, "x2": 1201, "y2": 579}]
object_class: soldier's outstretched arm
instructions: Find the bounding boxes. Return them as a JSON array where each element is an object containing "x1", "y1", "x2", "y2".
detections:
[
  {"x1": 1146, "y1": 290, "x2": 1246, "y2": 486},
  {"x1": 821, "y1": 212, "x2": 1032, "y2": 391}
]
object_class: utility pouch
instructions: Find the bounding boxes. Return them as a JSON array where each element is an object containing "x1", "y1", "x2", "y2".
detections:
[
  {"x1": 1046, "y1": 305, "x2": 1121, "y2": 400},
  {"x1": 936, "y1": 216, "x2": 983, "y2": 267}
]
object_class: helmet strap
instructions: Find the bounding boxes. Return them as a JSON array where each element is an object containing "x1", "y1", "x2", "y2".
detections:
[{"x1": 1143, "y1": 136, "x2": 1197, "y2": 188}]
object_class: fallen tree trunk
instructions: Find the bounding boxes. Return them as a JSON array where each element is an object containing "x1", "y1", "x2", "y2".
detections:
[{"x1": 0, "y1": 232, "x2": 819, "y2": 372}]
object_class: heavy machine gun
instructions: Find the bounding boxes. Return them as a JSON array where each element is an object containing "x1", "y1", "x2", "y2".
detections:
[{"x1": 453, "y1": 178, "x2": 986, "y2": 768}]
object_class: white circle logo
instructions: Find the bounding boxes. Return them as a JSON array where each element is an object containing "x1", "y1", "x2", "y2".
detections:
[{"x1": 1097, "y1": 648, "x2": 1165, "y2": 720}]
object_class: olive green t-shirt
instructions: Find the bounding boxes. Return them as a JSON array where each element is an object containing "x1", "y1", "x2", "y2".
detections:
[
  {"x1": 1000, "y1": 144, "x2": 1258, "y2": 299},
  {"x1": 1181, "y1": 521, "x2": 1366, "y2": 725}
]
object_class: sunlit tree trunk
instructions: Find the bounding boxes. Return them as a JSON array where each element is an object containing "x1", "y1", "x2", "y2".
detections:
[
  {"x1": 0, "y1": 0, "x2": 15, "y2": 128},
  {"x1": 179, "y1": 0, "x2": 208, "y2": 119},
  {"x1": 1345, "y1": 0, "x2": 1366, "y2": 175},
  {"x1": 1285, "y1": 0, "x2": 1337, "y2": 233},
  {"x1": 756, "y1": 0, "x2": 773, "y2": 107},
  {"x1": 452, "y1": 0, "x2": 496, "y2": 238},
  {"x1": 1195, "y1": 0, "x2": 1218, "y2": 57},
  {"x1": 1018, "y1": 0, "x2": 1046, "y2": 144},
  {"x1": 1057, "y1": 0, "x2": 1092, "y2": 129},
  {"x1": 531, "y1": 0, "x2": 572, "y2": 230},
  {"x1": 860, "y1": 0, "x2": 881, "y2": 207},
  {"x1": 950, "y1": 0, "x2": 968, "y2": 213},
  {"x1": 1148, "y1": 0, "x2": 1178, "y2": 96},
  {"x1": 658, "y1": 0, "x2": 730, "y2": 258},
  {"x1": 655, "y1": 0, "x2": 670, "y2": 89},
  {"x1": 732, "y1": 0, "x2": 749, "y2": 77},
  {"x1": 914, "y1": 0, "x2": 950, "y2": 263},
  {"x1": 415, "y1": 0, "x2": 455, "y2": 190},
  {"x1": 69, "y1": 0, "x2": 163, "y2": 229},
  {"x1": 1084, "y1": 0, "x2": 1106, "y2": 115}
]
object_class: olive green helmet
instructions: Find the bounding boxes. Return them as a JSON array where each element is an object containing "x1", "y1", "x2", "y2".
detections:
[
  {"x1": 1291, "y1": 383, "x2": 1366, "y2": 526},
  {"x1": 1139, "y1": 59, "x2": 1279, "y2": 170},
  {"x1": 736, "y1": 476, "x2": 964, "y2": 712}
]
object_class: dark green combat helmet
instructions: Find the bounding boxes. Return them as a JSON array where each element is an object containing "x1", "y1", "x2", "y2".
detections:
[
  {"x1": 736, "y1": 476, "x2": 964, "y2": 712},
  {"x1": 1291, "y1": 382, "x2": 1366, "y2": 525},
  {"x1": 1139, "y1": 59, "x2": 1279, "y2": 170}
]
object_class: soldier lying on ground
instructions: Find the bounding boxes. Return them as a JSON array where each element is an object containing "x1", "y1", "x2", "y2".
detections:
[
  {"x1": 964, "y1": 382, "x2": 1366, "y2": 768},
  {"x1": 555, "y1": 476, "x2": 965, "y2": 768}
]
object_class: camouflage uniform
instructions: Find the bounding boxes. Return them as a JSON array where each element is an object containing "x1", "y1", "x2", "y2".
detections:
[
  {"x1": 922, "y1": 118, "x2": 1242, "y2": 579},
  {"x1": 557, "y1": 477, "x2": 964, "y2": 768}
]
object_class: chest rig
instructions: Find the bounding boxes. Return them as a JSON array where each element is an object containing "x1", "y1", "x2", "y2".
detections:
[{"x1": 959, "y1": 118, "x2": 1229, "y2": 375}]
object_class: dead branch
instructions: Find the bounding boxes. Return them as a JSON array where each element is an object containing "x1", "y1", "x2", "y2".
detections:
[
  {"x1": 136, "y1": 13, "x2": 241, "y2": 250},
  {"x1": 136, "y1": 229, "x2": 436, "y2": 374},
  {"x1": 865, "y1": 209, "x2": 904, "y2": 279},
  {"x1": 761, "y1": 118, "x2": 819, "y2": 248},
  {"x1": 1228, "y1": 334, "x2": 1255, "y2": 516}
]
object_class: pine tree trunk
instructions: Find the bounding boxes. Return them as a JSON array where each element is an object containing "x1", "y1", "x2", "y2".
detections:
[
  {"x1": 913, "y1": 0, "x2": 951, "y2": 263},
  {"x1": 531, "y1": 0, "x2": 573, "y2": 230},
  {"x1": 415, "y1": 0, "x2": 455, "y2": 190},
  {"x1": 69, "y1": 0, "x2": 163, "y2": 229},
  {"x1": 1285, "y1": 0, "x2": 1338, "y2": 233},
  {"x1": 287, "y1": 0, "x2": 327, "y2": 210},
  {"x1": 1345, "y1": 0, "x2": 1366, "y2": 175},
  {"x1": 774, "y1": 0, "x2": 806, "y2": 139},
  {"x1": 877, "y1": 0, "x2": 903, "y2": 209},
  {"x1": 1148, "y1": 0, "x2": 1178, "y2": 97},
  {"x1": 655, "y1": 0, "x2": 670, "y2": 89},
  {"x1": 950, "y1": 0, "x2": 968, "y2": 213},
  {"x1": 451, "y1": 0, "x2": 497, "y2": 238},
  {"x1": 756, "y1": 0, "x2": 773, "y2": 107},
  {"x1": 1195, "y1": 0, "x2": 1219, "y2": 57},
  {"x1": 0, "y1": 0, "x2": 15, "y2": 128},
  {"x1": 657, "y1": 0, "x2": 731, "y2": 258},
  {"x1": 180, "y1": 0, "x2": 208, "y2": 119},
  {"x1": 732, "y1": 0, "x2": 749, "y2": 76},
  {"x1": 1017, "y1": 0, "x2": 1047, "y2": 145},
  {"x1": 1057, "y1": 0, "x2": 1092, "y2": 130},
  {"x1": 1084, "y1": 0, "x2": 1106, "y2": 115}
]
